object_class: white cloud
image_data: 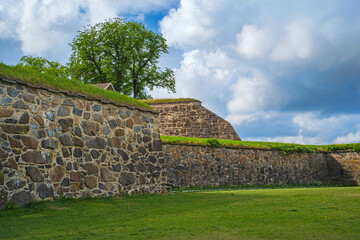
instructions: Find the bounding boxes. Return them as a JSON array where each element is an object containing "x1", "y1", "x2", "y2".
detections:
[
  {"x1": 160, "y1": 0, "x2": 220, "y2": 48},
  {"x1": 235, "y1": 25, "x2": 271, "y2": 58},
  {"x1": 334, "y1": 131, "x2": 360, "y2": 144},
  {"x1": 225, "y1": 71, "x2": 284, "y2": 124},
  {"x1": 270, "y1": 20, "x2": 314, "y2": 61}
]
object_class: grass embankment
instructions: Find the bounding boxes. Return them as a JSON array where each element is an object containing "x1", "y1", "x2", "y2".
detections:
[
  {"x1": 0, "y1": 63, "x2": 153, "y2": 111},
  {"x1": 161, "y1": 135, "x2": 360, "y2": 154},
  {"x1": 142, "y1": 98, "x2": 200, "y2": 104},
  {"x1": 1, "y1": 187, "x2": 359, "y2": 239}
]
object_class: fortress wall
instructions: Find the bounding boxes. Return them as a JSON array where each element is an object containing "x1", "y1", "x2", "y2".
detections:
[
  {"x1": 0, "y1": 79, "x2": 167, "y2": 207},
  {"x1": 164, "y1": 144, "x2": 360, "y2": 188},
  {"x1": 149, "y1": 101, "x2": 241, "y2": 141}
]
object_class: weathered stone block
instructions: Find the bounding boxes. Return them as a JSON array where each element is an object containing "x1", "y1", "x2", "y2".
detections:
[
  {"x1": 70, "y1": 172, "x2": 82, "y2": 182},
  {"x1": 112, "y1": 163, "x2": 122, "y2": 172},
  {"x1": 9, "y1": 136, "x2": 22, "y2": 148},
  {"x1": 7, "y1": 179, "x2": 26, "y2": 190},
  {"x1": 57, "y1": 105, "x2": 70, "y2": 117},
  {"x1": 7, "y1": 87, "x2": 20, "y2": 97},
  {"x1": 82, "y1": 163, "x2": 99, "y2": 175},
  {"x1": 117, "y1": 149, "x2": 129, "y2": 161},
  {"x1": 11, "y1": 191, "x2": 33, "y2": 207},
  {"x1": 0, "y1": 108, "x2": 14, "y2": 117},
  {"x1": 59, "y1": 134, "x2": 72, "y2": 146},
  {"x1": 73, "y1": 148, "x2": 83, "y2": 157},
  {"x1": 37, "y1": 183, "x2": 54, "y2": 199},
  {"x1": 4, "y1": 158, "x2": 18, "y2": 170},
  {"x1": 72, "y1": 137, "x2": 84, "y2": 147},
  {"x1": 21, "y1": 136, "x2": 38, "y2": 149},
  {"x1": 125, "y1": 119, "x2": 134, "y2": 128},
  {"x1": 1, "y1": 124, "x2": 29, "y2": 134},
  {"x1": 86, "y1": 137, "x2": 106, "y2": 149},
  {"x1": 41, "y1": 139, "x2": 58, "y2": 149},
  {"x1": 26, "y1": 166, "x2": 44, "y2": 182},
  {"x1": 58, "y1": 118, "x2": 73, "y2": 132},
  {"x1": 119, "y1": 172, "x2": 135, "y2": 186},
  {"x1": 108, "y1": 137, "x2": 122, "y2": 148},
  {"x1": 0, "y1": 190, "x2": 7, "y2": 208},
  {"x1": 100, "y1": 168, "x2": 115, "y2": 182},
  {"x1": 33, "y1": 115, "x2": 45, "y2": 126},
  {"x1": 0, "y1": 147, "x2": 8, "y2": 158},
  {"x1": 81, "y1": 121, "x2": 99, "y2": 136},
  {"x1": 18, "y1": 112, "x2": 30, "y2": 124},
  {"x1": 51, "y1": 166, "x2": 65, "y2": 182},
  {"x1": 72, "y1": 107, "x2": 83, "y2": 116},
  {"x1": 13, "y1": 100, "x2": 29, "y2": 109},
  {"x1": 20, "y1": 93, "x2": 36, "y2": 103},
  {"x1": 22, "y1": 151, "x2": 45, "y2": 164},
  {"x1": 115, "y1": 128, "x2": 125, "y2": 136},
  {"x1": 92, "y1": 113, "x2": 103, "y2": 123},
  {"x1": 85, "y1": 176, "x2": 97, "y2": 189}
]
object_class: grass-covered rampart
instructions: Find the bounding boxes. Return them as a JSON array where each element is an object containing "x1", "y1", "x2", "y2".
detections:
[
  {"x1": 141, "y1": 98, "x2": 200, "y2": 104},
  {"x1": 161, "y1": 135, "x2": 360, "y2": 154},
  {"x1": 0, "y1": 63, "x2": 153, "y2": 111}
]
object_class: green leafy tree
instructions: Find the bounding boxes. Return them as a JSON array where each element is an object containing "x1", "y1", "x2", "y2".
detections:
[
  {"x1": 69, "y1": 18, "x2": 175, "y2": 99},
  {"x1": 18, "y1": 55, "x2": 68, "y2": 78}
]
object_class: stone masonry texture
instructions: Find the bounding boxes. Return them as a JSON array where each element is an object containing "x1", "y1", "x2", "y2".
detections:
[
  {"x1": 1, "y1": 78, "x2": 359, "y2": 208},
  {"x1": 0, "y1": 79, "x2": 168, "y2": 207},
  {"x1": 163, "y1": 144, "x2": 360, "y2": 188},
  {"x1": 148, "y1": 100, "x2": 241, "y2": 140}
]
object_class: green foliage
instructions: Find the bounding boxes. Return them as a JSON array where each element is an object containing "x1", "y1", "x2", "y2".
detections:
[
  {"x1": 207, "y1": 138, "x2": 220, "y2": 147},
  {"x1": 141, "y1": 98, "x2": 200, "y2": 104},
  {"x1": 17, "y1": 55, "x2": 68, "y2": 78},
  {"x1": 1, "y1": 187, "x2": 359, "y2": 239},
  {"x1": 0, "y1": 63, "x2": 153, "y2": 111},
  {"x1": 161, "y1": 135, "x2": 360, "y2": 154},
  {"x1": 69, "y1": 18, "x2": 175, "y2": 99}
]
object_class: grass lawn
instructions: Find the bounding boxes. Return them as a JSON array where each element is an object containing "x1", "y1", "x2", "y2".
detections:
[{"x1": 1, "y1": 187, "x2": 359, "y2": 239}]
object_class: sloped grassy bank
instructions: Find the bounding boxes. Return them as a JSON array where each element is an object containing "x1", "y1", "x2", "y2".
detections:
[
  {"x1": 161, "y1": 135, "x2": 360, "y2": 154},
  {"x1": 0, "y1": 63, "x2": 153, "y2": 111}
]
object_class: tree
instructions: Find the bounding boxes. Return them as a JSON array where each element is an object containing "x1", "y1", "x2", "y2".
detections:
[
  {"x1": 18, "y1": 55, "x2": 68, "y2": 78},
  {"x1": 69, "y1": 18, "x2": 175, "y2": 99}
]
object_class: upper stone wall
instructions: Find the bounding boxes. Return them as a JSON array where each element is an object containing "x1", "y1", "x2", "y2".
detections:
[
  {"x1": 0, "y1": 78, "x2": 167, "y2": 207},
  {"x1": 148, "y1": 100, "x2": 241, "y2": 140}
]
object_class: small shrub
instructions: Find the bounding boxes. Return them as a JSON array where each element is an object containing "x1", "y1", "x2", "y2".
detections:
[{"x1": 207, "y1": 138, "x2": 220, "y2": 147}]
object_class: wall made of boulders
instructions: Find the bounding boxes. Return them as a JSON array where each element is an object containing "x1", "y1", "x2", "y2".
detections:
[
  {"x1": 164, "y1": 144, "x2": 360, "y2": 188},
  {"x1": 149, "y1": 101, "x2": 241, "y2": 140},
  {"x1": 0, "y1": 78, "x2": 167, "y2": 207}
]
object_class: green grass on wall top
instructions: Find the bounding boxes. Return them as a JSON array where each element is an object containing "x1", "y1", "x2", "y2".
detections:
[
  {"x1": 0, "y1": 63, "x2": 153, "y2": 111},
  {"x1": 161, "y1": 135, "x2": 360, "y2": 154},
  {"x1": 141, "y1": 98, "x2": 200, "y2": 104}
]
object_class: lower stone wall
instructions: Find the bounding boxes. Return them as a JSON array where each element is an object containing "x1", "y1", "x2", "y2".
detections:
[{"x1": 164, "y1": 144, "x2": 360, "y2": 188}]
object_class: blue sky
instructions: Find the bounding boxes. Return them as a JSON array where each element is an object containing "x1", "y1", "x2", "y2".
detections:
[{"x1": 1, "y1": 0, "x2": 360, "y2": 144}]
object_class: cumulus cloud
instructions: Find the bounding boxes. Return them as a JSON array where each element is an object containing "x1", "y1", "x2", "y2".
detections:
[
  {"x1": 160, "y1": 0, "x2": 220, "y2": 48},
  {"x1": 270, "y1": 20, "x2": 314, "y2": 61},
  {"x1": 235, "y1": 25, "x2": 271, "y2": 58},
  {"x1": 156, "y1": 0, "x2": 360, "y2": 144}
]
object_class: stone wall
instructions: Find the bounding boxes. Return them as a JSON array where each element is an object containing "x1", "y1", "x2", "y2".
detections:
[
  {"x1": 149, "y1": 100, "x2": 241, "y2": 140},
  {"x1": 164, "y1": 143, "x2": 360, "y2": 188},
  {"x1": 0, "y1": 78, "x2": 167, "y2": 207}
]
